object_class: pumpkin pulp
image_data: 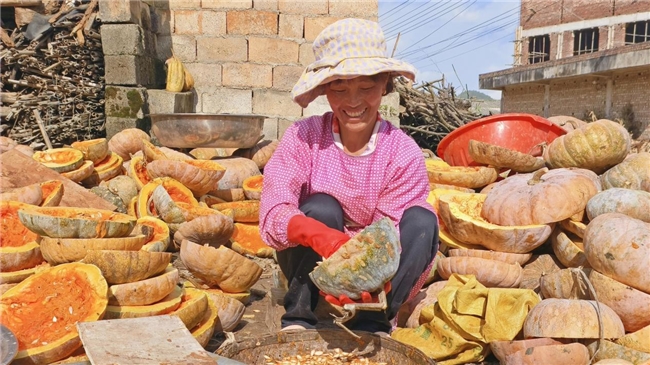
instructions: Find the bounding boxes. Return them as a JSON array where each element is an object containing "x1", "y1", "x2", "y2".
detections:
[
  {"x1": 140, "y1": 220, "x2": 167, "y2": 244},
  {"x1": 40, "y1": 181, "x2": 61, "y2": 200},
  {"x1": 1, "y1": 271, "x2": 94, "y2": 351},
  {"x1": 231, "y1": 224, "x2": 269, "y2": 252},
  {"x1": 1, "y1": 203, "x2": 38, "y2": 248}
]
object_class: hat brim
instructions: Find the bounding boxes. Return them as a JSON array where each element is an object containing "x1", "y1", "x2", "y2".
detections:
[{"x1": 291, "y1": 57, "x2": 416, "y2": 108}]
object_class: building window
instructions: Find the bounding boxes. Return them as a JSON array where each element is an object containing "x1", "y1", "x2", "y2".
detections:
[
  {"x1": 626, "y1": 20, "x2": 650, "y2": 44},
  {"x1": 528, "y1": 34, "x2": 550, "y2": 64},
  {"x1": 573, "y1": 28, "x2": 599, "y2": 55}
]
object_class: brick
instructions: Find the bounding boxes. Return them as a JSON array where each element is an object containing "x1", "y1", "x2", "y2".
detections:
[
  {"x1": 174, "y1": 10, "x2": 202, "y2": 34},
  {"x1": 249, "y1": 37, "x2": 299, "y2": 63},
  {"x1": 169, "y1": 0, "x2": 202, "y2": 9},
  {"x1": 202, "y1": 0, "x2": 252, "y2": 9},
  {"x1": 299, "y1": 42, "x2": 316, "y2": 66},
  {"x1": 202, "y1": 11, "x2": 227, "y2": 35},
  {"x1": 104, "y1": 55, "x2": 155, "y2": 86},
  {"x1": 140, "y1": 2, "x2": 152, "y2": 30},
  {"x1": 279, "y1": 14, "x2": 302, "y2": 38},
  {"x1": 147, "y1": 90, "x2": 194, "y2": 114},
  {"x1": 520, "y1": 0, "x2": 562, "y2": 30},
  {"x1": 201, "y1": 88, "x2": 252, "y2": 114},
  {"x1": 223, "y1": 63, "x2": 273, "y2": 88},
  {"x1": 184, "y1": 63, "x2": 222, "y2": 87},
  {"x1": 561, "y1": 0, "x2": 613, "y2": 23},
  {"x1": 278, "y1": 117, "x2": 300, "y2": 140},
  {"x1": 171, "y1": 35, "x2": 197, "y2": 62},
  {"x1": 151, "y1": 9, "x2": 171, "y2": 35},
  {"x1": 328, "y1": 0, "x2": 378, "y2": 17},
  {"x1": 105, "y1": 86, "x2": 147, "y2": 119},
  {"x1": 273, "y1": 65, "x2": 303, "y2": 91},
  {"x1": 304, "y1": 16, "x2": 341, "y2": 41},
  {"x1": 278, "y1": 0, "x2": 327, "y2": 15},
  {"x1": 302, "y1": 95, "x2": 330, "y2": 117},
  {"x1": 155, "y1": 34, "x2": 173, "y2": 60},
  {"x1": 106, "y1": 117, "x2": 151, "y2": 141},
  {"x1": 253, "y1": 0, "x2": 278, "y2": 11},
  {"x1": 262, "y1": 117, "x2": 279, "y2": 140},
  {"x1": 101, "y1": 24, "x2": 145, "y2": 56},
  {"x1": 99, "y1": 0, "x2": 142, "y2": 24},
  {"x1": 615, "y1": 0, "x2": 650, "y2": 15},
  {"x1": 226, "y1": 10, "x2": 277, "y2": 35},
  {"x1": 253, "y1": 89, "x2": 302, "y2": 117},
  {"x1": 197, "y1": 37, "x2": 247, "y2": 62}
]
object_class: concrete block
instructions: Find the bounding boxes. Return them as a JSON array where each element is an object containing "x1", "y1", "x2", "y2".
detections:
[
  {"x1": 99, "y1": 0, "x2": 142, "y2": 24},
  {"x1": 201, "y1": 88, "x2": 252, "y2": 114},
  {"x1": 197, "y1": 37, "x2": 247, "y2": 62},
  {"x1": 328, "y1": 0, "x2": 378, "y2": 17},
  {"x1": 249, "y1": 37, "x2": 299, "y2": 64},
  {"x1": 202, "y1": 0, "x2": 252, "y2": 9},
  {"x1": 226, "y1": 10, "x2": 277, "y2": 35},
  {"x1": 105, "y1": 117, "x2": 151, "y2": 141},
  {"x1": 302, "y1": 95, "x2": 330, "y2": 117},
  {"x1": 140, "y1": 2, "x2": 152, "y2": 30},
  {"x1": 380, "y1": 91, "x2": 400, "y2": 127},
  {"x1": 299, "y1": 42, "x2": 315, "y2": 66},
  {"x1": 273, "y1": 65, "x2": 303, "y2": 91},
  {"x1": 184, "y1": 63, "x2": 222, "y2": 88},
  {"x1": 201, "y1": 11, "x2": 226, "y2": 35},
  {"x1": 151, "y1": 9, "x2": 171, "y2": 35},
  {"x1": 174, "y1": 10, "x2": 201, "y2": 35},
  {"x1": 253, "y1": 0, "x2": 277, "y2": 11},
  {"x1": 278, "y1": 117, "x2": 300, "y2": 140},
  {"x1": 278, "y1": 0, "x2": 327, "y2": 15},
  {"x1": 143, "y1": 30, "x2": 157, "y2": 57},
  {"x1": 304, "y1": 17, "x2": 341, "y2": 42},
  {"x1": 104, "y1": 55, "x2": 155, "y2": 86},
  {"x1": 100, "y1": 24, "x2": 145, "y2": 56},
  {"x1": 171, "y1": 35, "x2": 197, "y2": 62},
  {"x1": 147, "y1": 89, "x2": 194, "y2": 114},
  {"x1": 169, "y1": 0, "x2": 202, "y2": 9},
  {"x1": 262, "y1": 117, "x2": 279, "y2": 140},
  {"x1": 279, "y1": 14, "x2": 302, "y2": 38},
  {"x1": 253, "y1": 89, "x2": 302, "y2": 117},
  {"x1": 105, "y1": 86, "x2": 148, "y2": 119},
  {"x1": 155, "y1": 34, "x2": 173, "y2": 60},
  {"x1": 223, "y1": 63, "x2": 273, "y2": 88}
]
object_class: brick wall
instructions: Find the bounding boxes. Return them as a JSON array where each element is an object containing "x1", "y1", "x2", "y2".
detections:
[
  {"x1": 549, "y1": 78, "x2": 607, "y2": 117},
  {"x1": 501, "y1": 84, "x2": 545, "y2": 115},
  {"x1": 520, "y1": 0, "x2": 646, "y2": 29},
  {"x1": 611, "y1": 70, "x2": 650, "y2": 126}
]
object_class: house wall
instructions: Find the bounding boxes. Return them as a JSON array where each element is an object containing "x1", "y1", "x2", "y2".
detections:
[{"x1": 520, "y1": 0, "x2": 645, "y2": 29}]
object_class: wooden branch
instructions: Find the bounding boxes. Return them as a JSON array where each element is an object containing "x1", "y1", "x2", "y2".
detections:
[
  {"x1": 32, "y1": 109, "x2": 53, "y2": 149},
  {"x1": 0, "y1": 0, "x2": 42, "y2": 6},
  {"x1": 0, "y1": 27, "x2": 14, "y2": 47}
]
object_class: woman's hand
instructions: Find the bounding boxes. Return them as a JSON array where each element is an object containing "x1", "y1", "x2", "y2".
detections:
[{"x1": 287, "y1": 215, "x2": 349, "y2": 258}]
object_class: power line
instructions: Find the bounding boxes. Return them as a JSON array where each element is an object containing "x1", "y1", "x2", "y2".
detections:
[
  {"x1": 415, "y1": 32, "x2": 513, "y2": 66},
  {"x1": 382, "y1": 1, "x2": 438, "y2": 30},
  {"x1": 384, "y1": 1, "x2": 451, "y2": 35},
  {"x1": 379, "y1": 0, "x2": 414, "y2": 24},
  {"x1": 384, "y1": 1, "x2": 467, "y2": 39}
]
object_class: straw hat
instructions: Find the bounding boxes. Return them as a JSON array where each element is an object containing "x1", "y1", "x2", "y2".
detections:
[{"x1": 291, "y1": 18, "x2": 417, "y2": 108}]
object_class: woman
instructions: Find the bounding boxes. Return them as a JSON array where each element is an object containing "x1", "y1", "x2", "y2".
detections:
[{"x1": 259, "y1": 18, "x2": 439, "y2": 334}]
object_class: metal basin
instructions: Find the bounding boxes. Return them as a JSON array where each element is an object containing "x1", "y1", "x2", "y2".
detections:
[{"x1": 150, "y1": 113, "x2": 265, "y2": 149}]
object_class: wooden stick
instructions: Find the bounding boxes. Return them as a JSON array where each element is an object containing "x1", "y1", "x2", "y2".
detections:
[
  {"x1": 0, "y1": 0, "x2": 42, "y2": 6},
  {"x1": 0, "y1": 27, "x2": 14, "y2": 47},
  {"x1": 32, "y1": 109, "x2": 53, "y2": 149}
]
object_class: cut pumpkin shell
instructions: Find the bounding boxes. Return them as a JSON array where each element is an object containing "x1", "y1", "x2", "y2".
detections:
[
  {"x1": 0, "y1": 263, "x2": 49, "y2": 284},
  {"x1": 71, "y1": 138, "x2": 109, "y2": 164},
  {"x1": 211, "y1": 200, "x2": 260, "y2": 223},
  {"x1": 519, "y1": 254, "x2": 563, "y2": 292},
  {"x1": 438, "y1": 193, "x2": 553, "y2": 253},
  {"x1": 1, "y1": 201, "x2": 43, "y2": 272},
  {"x1": 436, "y1": 256, "x2": 523, "y2": 288},
  {"x1": 127, "y1": 155, "x2": 151, "y2": 190},
  {"x1": 447, "y1": 248, "x2": 531, "y2": 266},
  {"x1": 40, "y1": 180, "x2": 64, "y2": 207},
  {"x1": 490, "y1": 338, "x2": 564, "y2": 364},
  {"x1": 309, "y1": 217, "x2": 400, "y2": 299},
  {"x1": 18, "y1": 206, "x2": 136, "y2": 239},
  {"x1": 438, "y1": 227, "x2": 484, "y2": 254},
  {"x1": 146, "y1": 159, "x2": 226, "y2": 197},
  {"x1": 81, "y1": 152, "x2": 124, "y2": 186},
  {"x1": 539, "y1": 268, "x2": 592, "y2": 300},
  {"x1": 40, "y1": 235, "x2": 147, "y2": 265},
  {"x1": 209, "y1": 188, "x2": 246, "y2": 202},
  {"x1": 204, "y1": 291, "x2": 246, "y2": 332},
  {"x1": 468, "y1": 139, "x2": 546, "y2": 173},
  {"x1": 135, "y1": 216, "x2": 170, "y2": 252},
  {"x1": 242, "y1": 175, "x2": 263, "y2": 200},
  {"x1": 191, "y1": 293, "x2": 219, "y2": 348},
  {"x1": 503, "y1": 342, "x2": 590, "y2": 365},
  {"x1": 60, "y1": 160, "x2": 95, "y2": 183},
  {"x1": 229, "y1": 223, "x2": 274, "y2": 258},
  {"x1": 137, "y1": 177, "x2": 198, "y2": 218},
  {"x1": 586, "y1": 339, "x2": 650, "y2": 365},
  {"x1": 141, "y1": 139, "x2": 168, "y2": 162},
  {"x1": 202, "y1": 287, "x2": 251, "y2": 305},
  {"x1": 559, "y1": 218, "x2": 587, "y2": 239},
  {"x1": 82, "y1": 250, "x2": 171, "y2": 284},
  {"x1": 615, "y1": 324, "x2": 650, "y2": 353},
  {"x1": 173, "y1": 213, "x2": 234, "y2": 248},
  {"x1": 32, "y1": 147, "x2": 84, "y2": 173},
  {"x1": 551, "y1": 228, "x2": 589, "y2": 268},
  {"x1": 107, "y1": 266, "x2": 179, "y2": 306},
  {"x1": 170, "y1": 287, "x2": 209, "y2": 330},
  {"x1": 103, "y1": 285, "x2": 183, "y2": 319},
  {"x1": 426, "y1": 165, "x2": 498, "y2": 189}
]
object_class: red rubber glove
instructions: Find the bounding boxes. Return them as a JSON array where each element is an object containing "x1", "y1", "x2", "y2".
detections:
[
  {"x1": 287, "y1": 215, "x2": 349, "y2": 259},
  {"x1": 322, "y1": 281, "x2": 392, "y2": 306}
]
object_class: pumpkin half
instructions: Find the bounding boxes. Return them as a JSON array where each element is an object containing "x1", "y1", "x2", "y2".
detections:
[
  {"x1": 103, "y1": 285, "x2": 183, "y2": 320},
  {"x1": 82, "y1": 250, "x2": 171, "y2": 284},
  {"x1": 107, "y1": 266, "x2": 179, "y2": 306},
  {"x1": 32, "y1": 148, "x2": 84, "y2": 173},
  {"x1": 242, "y1": 175, "x2": 263, "y2": 201},
  {"x1": 137, "y1": 177, "x2": 198, "y2": 219},
  {"x1": 468, "y1": 139, "x2": 546, "y2": 173},
  {"x1": 309, "y1": 217, "x2": 400, "y2": 299},
  {"x1": 600, "y1": 152, "x2": 650, "y2": 191},
  {"x1": 39, "y1": 180, "x2": 64, "y2": 207},
  {"x1": 191, "y1": 293, "x2": 219, "y2": 348},
  {"x1": 71, "y1": 138, "x2": 109, "y2": 164},
  {"x1": 135, "y1": 216, "x2": 171, "y2": 252},
  {"x1": 211, "y1": 200, "x2": 260, "y2": 223},
  {"x1": 426, "y1": 165, "x2": 498, "y2": 189},
  {"x1": 39, "y1": 234, "x2": 147, "y2": 265},
  {"x1": 0, "y1": 263, "x2": 108, "y2": 365},
  {"x1": 229, "y1": 223, "x2": 274, "y2": 258},
  {"x1": 0, "y1": 201, "x2": 43, "y2": 272},
  {"x1": 146, "y1": 159, "x2": 226, "y2": 197}
]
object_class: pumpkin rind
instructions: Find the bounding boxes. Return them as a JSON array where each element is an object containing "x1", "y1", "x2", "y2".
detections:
[
  {"x1": 107, "y1": 266, "x2": 179, "y2": 306},
  {"x1": 173, "y1": 213, "x2": 234, "y2": 248},
  {"x1": 481, "y1": 168, "x2": 599, "y2": 226},
  {"x1": 210, "y1": 157, "x2": 262, "y2": 190},
  {"x1": 108, "y1": 128, "x2": 150, "y2": 161},
  {"x1": 147, "y1": 159, "x2": 226, "y2": 197},
  {"x1": 211, "y1": 200, "x2": 260, "y2": 223},
  {"x1": 615, "y1": 324, "x2": 650, "y2": 353},
  {"x1": 468, "y1": 139, "x2": 546, "y2": 172},
  {"x1": 547, "y1": 115, "x2": 588, "y2": 132},
  {"x1": 586, "y1": 340, "x2": 650, "y2": 365},
  {"x1": 81, "y1": 152, "x2": 124, "y2": 186},
  {"x1": 100, "y1": 176, "x2": 139, "y2": 207},
  {"x1": 18, "y1": 206, "x2": 136, "y2": 239},
  {"x1": 559, "y1": 218, "x2": 587, "y2": 239},
  {"x1": 600, "y1": 152, "x2": 650, "y2": 191},
  {"x1": 523, "y1": 298, "x2": 625, "y2": 339},
  {"x1": 127, "y1": 155, "x2": 151, "y2": 190},
  {"x1": 137, "y1": 177, "x2": 198, "y2": 219},
  {"x1": 60, "y1": 160, "x2": 95, "y2": 183},
  {"x1": 550, "y1": 228, "x2": 589, "y2": 268},
  {"x1": 204, "y1": 291, "x2": 245, "y2": 332},
  {"x1": 141, "y1": 139, "x2": 169, "y2": 162},
  {"x1": 543, "y1": 119, "x2": 631, "y2": 173},
  {"x1": 490, "y1": 338, "x2": 564, "y2": 364},
  {"x1": 309, "y1": 217, "x2": 400, "y2": 299},
  {"x1": 40, "y1": 180, "x2": 64, "y2": 207},
  {"x1": 583, "y1": 213, "x2": 650, "y2": 293},
  {"x1": 135, "y1": 216, "x2": 170, "y2": 252},
  {"x1": 32, "y1": 148, "x2": 84, "y2": 173},
  {"x1": 589, "y1": 270, "x2": 650, "y2": 333},
  {"x1": 519, "y1": 254, "x2": 563, "y2": 292},
  {"x1": 426, "y1": 165, "x2": 498, "y2": 189},
  {"x1": 71, "y1": 138, "x2": 109, "y2": 164},
  {"x1": 170, "y1": 287, "x2": 209, "y2": 330},
  {"x1": 1, "y1": 201, "x2": 43, "y2": 272},
  {"x1": 232, "y1": 139, "x2": 279, "y2": 169},
  {"x1": 0, "y1": 262, "x2": 108, "y2": 365},
  {"x1": 242, "y1": 175, "x2": 263, "y2": 200},
  {"x1": 180, "y1": 240, "x2": 262, "y2": 293},
  {"x1": 103, "y1": 286, "x2": 183, "y2": 319},
  {"x1": 229, "y1": 223, "x2": 274, "y2": 258},
  {"x1": 586, "y1": 188, "x2": 650, "y2": 223},
  {"x1": 40, "y1": 235, "x2": 147, "y2": 265},
  {"x1": 82, "y1": 250, "x2": 171, "y2": 284},
  {"x1": 539, "y1": 268, "x2": 592, "y2": 300},
  {"x1": 436, "y1": 256, "x2": 523, "y2": 288},
  {"x1": 438, "y1": 193, "x2": 552, "y2": 253},
  {"x1": 202, "y1": 287, "x2": 250, "y2": 305},
  {"x1": 504, "y1": 343, "x2": 590, "y2": 365},
  {"x1": 447, "y1": 248, "x2": 531, "y2": 266},
  {"x1": 209, "y1": 188, "x2": 247, "y2": 202},
  {"x1": 191, "y1": 293, "x2": 219, "y2": 348}
]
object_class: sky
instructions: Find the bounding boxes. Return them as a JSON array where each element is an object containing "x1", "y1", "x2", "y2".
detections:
[{"x1": 377, "y1": 0, "x2": 522, "y2": 100}]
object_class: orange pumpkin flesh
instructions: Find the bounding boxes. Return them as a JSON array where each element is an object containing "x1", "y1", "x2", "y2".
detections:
[
  {"x1": 61, "y1": 160, "x2": 95, "y2": 183},
  {"x1": 40, "y1": 180, "x2": 64, "y2": 207},
  {"x1": 242, "y1": 175, "x2": 263, "y2": 200},
  {"x1": 230, "y1": 223, "x2": 273, "y2": 258},
  {"x1": 32, "y1": 148, "x2": 84, "y2": 173},
  {"x1": 71, "y1": 138, "x2": 108, "y2": 164},
  {"x1": 0, "y1": 201, "x2": 43, "y2": 272},
  {"x1": 127, "y1": 156, "x2": 151, "y2": 189},
  {"x1": 136, "y1": 216, "x2": 170, "y2": 252},
  {"x1": 137, "y1": 178, "x2": 198, "y2": 218}
]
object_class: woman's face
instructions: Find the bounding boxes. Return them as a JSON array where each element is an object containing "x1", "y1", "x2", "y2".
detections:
[{"x1": 325, "y1": 74, "x2": 388, "y2": 135}]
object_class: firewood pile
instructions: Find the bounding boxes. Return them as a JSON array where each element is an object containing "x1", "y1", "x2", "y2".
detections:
[
  {"x1": 0, "y1": 0, "x2": 104, "y2": 150},
  {"x1": 395, "y1": 78, "x2": 481, "y2": 152}
]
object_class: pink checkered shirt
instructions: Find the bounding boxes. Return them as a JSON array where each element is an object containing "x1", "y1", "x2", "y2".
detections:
[{"x1": 259, "y1": 112, "x2": 434, "y2": 250}]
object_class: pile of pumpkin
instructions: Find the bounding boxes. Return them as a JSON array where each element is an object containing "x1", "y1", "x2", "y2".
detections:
[
  {"x1": 0, "y1": 130, "x2": 279, "y2": 364},
  {"x1": 401, "y1": 117, "x2": 650, "y2": 364}
]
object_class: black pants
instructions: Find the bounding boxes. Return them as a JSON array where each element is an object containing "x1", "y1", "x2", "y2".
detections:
[{"x1": 276, "y1": 193, "x2": 439, "y2": 332}]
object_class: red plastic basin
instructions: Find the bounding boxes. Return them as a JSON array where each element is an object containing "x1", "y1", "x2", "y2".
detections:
[{"x1": 437, "y1": 113, "x2": 567, "y2": 167}]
